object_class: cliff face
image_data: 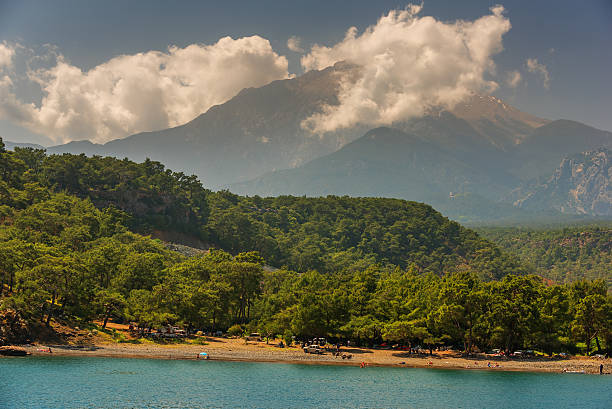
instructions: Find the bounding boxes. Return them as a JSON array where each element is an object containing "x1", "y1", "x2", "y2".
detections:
[{"x1": 515, "y1": 148, "x2": 611, "y2": 216}]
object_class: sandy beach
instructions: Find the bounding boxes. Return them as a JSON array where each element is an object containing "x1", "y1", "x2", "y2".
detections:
[{"x1": 17, "y1": 337, "x2": 611, "y2": 375}]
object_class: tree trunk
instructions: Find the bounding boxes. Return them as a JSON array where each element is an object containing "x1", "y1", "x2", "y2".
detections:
[
  {"x1": 102, "y1": 306, "x2": 111, "y2": 329},
  {"x1": 467, "y1": 326, "x2": 473, "y2": 354},
  {"x1": 595, "y1": 336, "x2": 602, "y2": 353},
  {"x1": 46, "y1": 293, "x2": 56, "y2": 327},
  {"x1": 586, "y1": 333, "x2": 592, "y2": 355}
]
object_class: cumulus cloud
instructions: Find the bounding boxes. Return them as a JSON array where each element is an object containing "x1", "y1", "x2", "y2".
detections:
[
  {"x1": 506, "y1": 70, "x2": 522, "y2": 88},
  {"x1": 287, "y1": 36, "x2": 305, "y2": 53},
  {"x1": 300, "y1": 4, "x2": 511, "y2": 133},
  {"x1": 0, "y1": 36, "x2": 289, "y2": 143},
  {"x1": 526, "y1": 58, "x2": 550, "y2": 89},
  {"x1": 0, "y1": 42, "x2": 15, "y2": 68}
]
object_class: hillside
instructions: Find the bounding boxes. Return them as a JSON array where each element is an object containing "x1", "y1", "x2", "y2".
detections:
[
  {"x1": 1, "y1": 139, "x2": 521, "y2": 278},
  {"x1": 479, "y1": 224, "x2": 612, "y2": 289},
  {"x1": 1, "y1": 139, "x2": 610, "y2": 356}
]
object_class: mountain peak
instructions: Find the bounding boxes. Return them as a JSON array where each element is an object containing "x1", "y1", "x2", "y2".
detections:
[{"x1": 451, "y1": 94, "x2": 546, "y2": 125}]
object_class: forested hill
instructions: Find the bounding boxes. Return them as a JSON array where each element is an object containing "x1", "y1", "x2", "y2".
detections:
[
  {"x1": 0, "y1": 138, "x2": 521, "y2": 279},
  {"x1": 1, "y1": 139, "x2": 610, "y2": 355},
  {"x1": 478, "y1": 225, "x2": 612, "y2": 288},
  {"x1": 206, "y1": 193, "x2": 524, "y2": 279}
]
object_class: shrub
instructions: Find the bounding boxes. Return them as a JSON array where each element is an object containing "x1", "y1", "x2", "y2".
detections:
[{"x1": 227, "y1": 324, "x2": 243, "y2": 337}]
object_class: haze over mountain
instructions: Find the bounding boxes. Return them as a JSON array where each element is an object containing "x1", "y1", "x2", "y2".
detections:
[
  {"x1": 6, "y1": 63, "x2": 612, "y2": 222},
  {"x1": 41, "y1": 63, "x2": 368, "y2": 187}
]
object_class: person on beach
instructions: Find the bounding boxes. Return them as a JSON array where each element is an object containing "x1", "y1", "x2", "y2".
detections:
[
  {"x1": 487, "y1": 362, "x2": 491, "y2": 368},
  {"x1": 600, "y1": 364, "x2": 604, "y2": 375}
]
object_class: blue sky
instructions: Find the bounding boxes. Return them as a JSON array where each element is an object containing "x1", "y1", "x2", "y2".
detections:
[{"x1": 0, "y1": 0, "x2": 611, "y2": 145}]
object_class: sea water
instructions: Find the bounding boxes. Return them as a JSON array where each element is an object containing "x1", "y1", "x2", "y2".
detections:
[{"x1": 1, "y1": 356, "x2": 610, "y2": 408}]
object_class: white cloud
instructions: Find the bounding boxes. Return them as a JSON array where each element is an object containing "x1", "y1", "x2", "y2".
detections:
[
  {"x1": 506, "y1": 70, "x2": 522, "y2": 88},
  {"x1": 287, "y1": 36, "x2": 305, "y2": 53},
  {"x1": 0, "y1": 36, "x2": 289, "y2": 144},
  {"x1": 300, "y1": 5, "x2": 511, "y2": 133},
  {"x1": 0, "y1": 42, "x2": 15, "y2": 68},
  {"x1": 526, "y1": 57, "x2": 550, "y2": 89}
]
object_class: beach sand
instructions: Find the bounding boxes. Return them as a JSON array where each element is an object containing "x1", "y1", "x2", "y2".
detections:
[{"x1": 18, "y1": 337, "x2": 611, "y2": 375}]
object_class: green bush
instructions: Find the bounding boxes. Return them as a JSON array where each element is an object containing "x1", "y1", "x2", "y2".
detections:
[{"x1": 227, "y1": 324, "x2": 243, "y2": 337}]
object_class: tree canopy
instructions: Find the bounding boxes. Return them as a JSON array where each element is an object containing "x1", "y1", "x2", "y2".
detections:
[{"x1": 0, "y1": 139, "x2": 609, "y2": 354}]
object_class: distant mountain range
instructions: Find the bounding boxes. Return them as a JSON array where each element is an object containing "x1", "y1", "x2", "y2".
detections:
[{"x1": 4, "y1": 62, "x2": 612, "y2": 222}]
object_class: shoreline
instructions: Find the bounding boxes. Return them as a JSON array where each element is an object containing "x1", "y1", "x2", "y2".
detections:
[{"x1": 12, "y1": 339, "x2": 611, "y2": 375}]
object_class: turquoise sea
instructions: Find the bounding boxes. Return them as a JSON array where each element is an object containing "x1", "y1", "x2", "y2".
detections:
[{"x1": 1, "y1": 356, "x2": 610, "y2": 408}]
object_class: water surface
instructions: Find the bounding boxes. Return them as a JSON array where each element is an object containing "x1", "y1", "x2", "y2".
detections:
[{"x1": 1, "y1": 356, "x2": 610, "y2": 408}]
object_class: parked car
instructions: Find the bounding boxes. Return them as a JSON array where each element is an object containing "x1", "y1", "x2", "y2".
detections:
[{"x1": 304, "y1": 344, "x2": 323, "y2": 354}]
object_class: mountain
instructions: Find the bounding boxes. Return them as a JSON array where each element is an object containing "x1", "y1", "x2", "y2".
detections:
[
  {"x1": 514, "y1": 148, "x2": 611, "y2": 216},
  {"x1": 41, "y1": 67, "x2": 551, "y2": 191},
  {"x1": 431, "y1": 94, "x2": 550, "y2": 151},
  {"x1": 46, "y1": 62, "x2": 367, "y2": 188},
  {"x1": 228, "y1": 99, "x2": 611, "y2": 222},
  {"x1": 402, "y1": 94, "x2": 549, "y2": 151},
  {"x1": 231, "y1": 126, "x2": 504, "y2": 198},
  {"x1": 229, "y1": 126, "x2": 540, "y2": 221},
  {"x1": 19, "y1": 65, "x2": 611, "y2": 221},
  {"x1": 510, "y1": 120, "x2": 612, "y2": 181}
]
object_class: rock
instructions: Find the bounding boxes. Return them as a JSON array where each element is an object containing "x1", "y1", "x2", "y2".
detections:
[{"x1": 0, "y1": 346, "x2": 30, "y2": 356}]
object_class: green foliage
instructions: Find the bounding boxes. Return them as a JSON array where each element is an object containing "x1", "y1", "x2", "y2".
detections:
[
  {"x1": 227, "y1": 324, "x2": 243, "y2": 337},
  {"x1": 37, "y1": 153, "x2": 211, "y2": 237},
  {"x1": 206, "y1": 193, "x2": 524, "y2": 278},
  {"x1": 478, "y1": 225, "x2": 612, "y2": 288},
  {"x1": 0, "y1": 137, "x2": 609, "y2": 355}
]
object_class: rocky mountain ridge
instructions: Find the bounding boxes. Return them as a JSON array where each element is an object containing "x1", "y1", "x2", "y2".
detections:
[{"x1": 514, "y1": 148, "x2": 611, "y2": 216}]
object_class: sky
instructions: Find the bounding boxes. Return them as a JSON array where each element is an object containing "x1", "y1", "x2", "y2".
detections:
[{"x1": 0, "y1": 0, "x2": 611, "y2": 146}]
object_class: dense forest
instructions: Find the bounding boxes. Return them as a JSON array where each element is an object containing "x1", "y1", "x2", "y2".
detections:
[
  {"x1": 0, "y1": 139, "x2": 610, "y2": 355},
  {"x1": 4, "y1": 141, "x2": 523, "y2": 279},
  {"x1": 479, "y1": 226, "x2": 612, "y2": 289}
]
